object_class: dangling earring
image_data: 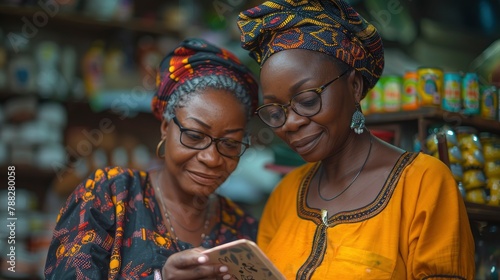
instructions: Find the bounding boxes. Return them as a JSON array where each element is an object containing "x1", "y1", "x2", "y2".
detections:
[
  {"x1": 156, "y1": 138, "x2": 166, "y2": 159},
  {"x1": 350, "y1": 103, "x2": 365, "y2": 134}
]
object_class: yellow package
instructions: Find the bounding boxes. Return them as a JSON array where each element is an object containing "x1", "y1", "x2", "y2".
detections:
[
  {"x1": 448, "y1": 146, "x2": 463, "y2": 164},
  {"x1": 466, "y1": 188, "x2": 486, "y2": 204},
  {"x1": 484, "y1": 160, "x2": 500, "y2": 178},
  {"x1": 450, "y1": 163, "x2": 463, "y2": 182},
  {"x1": 482, "y1": 140, "x2": 500, "y2": 161},
  {"x1": 462, "y1": 149, "x2": 485, "y2": 169},
  {"x1": 462, "y1": 169, "x2": 487, "y2": 190},
  {"x1": 459, "y1": 134, "x2": 482, "y2": 152},
  {"x1": 487, "y1": 178, "x2": 500, "y2": 206},
  {"x1": 426, "y1": 134, "x2": 438, "y2": 153}
]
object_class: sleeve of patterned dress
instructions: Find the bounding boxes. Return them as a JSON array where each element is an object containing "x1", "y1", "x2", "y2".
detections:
[
  {"x1": 405, "y1": 155, "x2": 475, "y2": 279},
  {"x1": 44, "y1": 168, "x2": 118, "y2": 279}
]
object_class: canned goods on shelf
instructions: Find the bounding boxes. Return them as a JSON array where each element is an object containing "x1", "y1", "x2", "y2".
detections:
[
  {"x1": 480, "y1": 85, "x2": 498, "y2": 120},
  {"x1": 380, "y1": 75, "x2": 402, "y2": 112},
  {"x1": 368, "y1": 80, "x2": 384, "y2": 113},
  {"x1": 442, "y1": 72, "x2": 462, "y2": 112},
  {"x1": 402, "y1": 71, "x2": 419, "y2": 110},
  {"x1": 461, "y1": 72, "x2": 480, "y2": 115},
  {"x1": 417, "y1": 67, "x2": 443, "y2": 106}
]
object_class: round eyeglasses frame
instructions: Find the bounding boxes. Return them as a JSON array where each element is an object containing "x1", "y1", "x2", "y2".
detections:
[
  {"x1": 255, "y1": 69, "x2": 349, "y2": 128},
  {"x1": 172, "y1": 116, "x2": 249, "y2": 159}
]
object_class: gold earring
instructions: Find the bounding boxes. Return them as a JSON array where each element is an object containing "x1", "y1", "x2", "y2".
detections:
[{"x1": 156, "y1": 138, "x2": 166, "y2": 159}]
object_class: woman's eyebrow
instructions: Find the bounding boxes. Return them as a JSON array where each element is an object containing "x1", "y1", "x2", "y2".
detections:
[
  {"x1": 185, "y1": 117, "x2": 244, "y2": 134},
  {"x1": 262, "y1": 76, "x2": 313, "y2": 100}
]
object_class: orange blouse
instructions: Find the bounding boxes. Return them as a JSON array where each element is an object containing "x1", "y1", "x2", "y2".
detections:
[{"x1": 258, "y1": 152, "x2": 475, "y2": 279}]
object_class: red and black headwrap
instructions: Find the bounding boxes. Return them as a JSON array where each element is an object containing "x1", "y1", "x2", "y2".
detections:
[{"x1": 151, "y1": 38, "x2": 259, "y2": 120}]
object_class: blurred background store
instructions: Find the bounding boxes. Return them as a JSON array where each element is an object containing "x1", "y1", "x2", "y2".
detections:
[{"x1": 0, "y1": 0, "x2": 499, "y2": 279}]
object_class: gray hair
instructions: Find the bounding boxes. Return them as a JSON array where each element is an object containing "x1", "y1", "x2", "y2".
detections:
[{"x1": 162, "y1": 74, "x2": 254, "y2": 122}]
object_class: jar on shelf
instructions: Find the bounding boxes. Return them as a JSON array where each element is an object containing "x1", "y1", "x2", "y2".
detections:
[
  {"x1": 480, "y1": 133, "x2": 500, "y2": 161},
  {"x1": 480, "y1": 85, "x2": 498, "y2": 120},
  {"x1": 402, "y1": 71, "x2": 419, "y2": 111},
  {"x1": 417, "y1": 67, "x2": 443, "y2": 107}
]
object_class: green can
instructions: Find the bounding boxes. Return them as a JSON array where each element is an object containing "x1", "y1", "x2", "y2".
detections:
[
  {"x1": 381, "y1": 75, "x2": 402, "y2": 112},
  {"x1": 368, "y1": 79, "x2": 384, "y2": 113}
]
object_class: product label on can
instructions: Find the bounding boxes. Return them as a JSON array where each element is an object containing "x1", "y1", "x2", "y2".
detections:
[
  {"x1": 462, "y1": 73, "x2": 480, "y2": 115},
  {"x1": 442, "y1": 72, "x2": 462, "y2": 112},
  {"x1": 480, "y1": 85, "x2": 498, "y2": 119},
  {"x1": 381, "y1": 76, "x2": 402, "y2": 112},
  {"x1": 417, "y1": 68, "x2": 443, "y2": 106},
  {"x1": 402, "y1": 72, "x2": 419, "y2": 110}
]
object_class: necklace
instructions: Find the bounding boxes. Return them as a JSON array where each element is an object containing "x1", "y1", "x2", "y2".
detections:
[
  {"x1": 317, "y1": 134, "x2": 373, "y2": 201},
  {"x1": 153, "y1": 172, "x2": 212, "y2": 249},
  {"x1": 163, "y1": 201, "x2": 211, "y2": 235}
]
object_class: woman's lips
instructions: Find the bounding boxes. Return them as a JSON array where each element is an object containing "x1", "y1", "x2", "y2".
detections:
[
  {"x1": 188, "y1": 171, "x2": 221, "y2": 186},
  {"x1": 290, "y1": 133, "x2": 322, "y2": 154}
]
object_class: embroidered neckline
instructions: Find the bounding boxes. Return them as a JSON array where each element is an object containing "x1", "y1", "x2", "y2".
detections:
[{"x1": 297, "y1": 152, "x2": 417, "y2": 227}]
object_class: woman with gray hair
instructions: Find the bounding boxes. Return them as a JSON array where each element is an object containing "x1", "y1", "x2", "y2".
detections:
[{"x1": 45, "y1": 38, "x2": 259, "y2": 280}]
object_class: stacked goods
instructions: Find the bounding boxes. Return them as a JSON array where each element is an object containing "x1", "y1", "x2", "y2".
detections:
[
  {"x1": 425, "y1": 126, "x2": 500, "y2": 205},
  {"x1": 363, "y1": 69, "x2": 499, "y2": 121},
  {"x1": 426, "y1": 126, "x2": 464, "y2": 189},
  {"x1": 456, "y1": 127, "x2": 488, "y2": 204},
  {"x1": 480, "y1": 133, "x2": 500, "y2": 206}
]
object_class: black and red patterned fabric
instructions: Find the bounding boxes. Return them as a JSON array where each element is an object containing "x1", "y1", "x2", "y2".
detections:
[{"x1": 44, "y1": 167, "x2": 257, "y2": 279}]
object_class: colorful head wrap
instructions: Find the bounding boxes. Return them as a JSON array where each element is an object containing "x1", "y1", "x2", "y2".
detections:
[
  {"x1": 152, "y1": 38, "x2": 259, "y2": 120},
  {"x1": 237, "y1": 0, "x2": 384, "y2": 90}
]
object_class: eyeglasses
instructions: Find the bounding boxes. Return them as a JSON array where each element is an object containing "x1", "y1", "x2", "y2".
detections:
[
  {"x1": 172, "y1": 116, "x2": 249, "y2": 158},
  {"x1": 255, "y1": 69, "x2": 349, "y2": 128}
]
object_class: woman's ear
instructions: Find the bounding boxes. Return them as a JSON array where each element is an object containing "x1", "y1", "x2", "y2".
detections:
[
  {"x1": 347, "y1": 70, "x2": 364, "y2": 103},
  {"x1": 160, "y1": 119, "x2": 168, "y2": 138}
]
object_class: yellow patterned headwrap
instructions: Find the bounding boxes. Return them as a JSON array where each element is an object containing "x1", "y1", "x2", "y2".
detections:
[{"x1": 237, "y1": 0, "x2": 384, "y2": 90}]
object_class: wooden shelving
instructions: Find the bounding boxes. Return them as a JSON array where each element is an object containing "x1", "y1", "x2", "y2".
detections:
[
  {"x1": 366, "y1": 107, "x2": 500, "y2": 132},
  {"x1": 466, "y1": 202, "x2": 500, "y2": 222}
]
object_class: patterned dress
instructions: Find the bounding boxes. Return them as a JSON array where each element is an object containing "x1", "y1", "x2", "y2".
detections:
[{"x1": 44, "y1": 167, "x2": 258, "y2": 279}]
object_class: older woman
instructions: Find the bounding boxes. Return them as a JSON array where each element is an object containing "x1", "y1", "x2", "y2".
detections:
[
  {"x1": 44, "y1": 38, "x2": 259, "y2": 279},
  {"x1": 238, "y1": 1, "x2": 475, "y2": 279}
]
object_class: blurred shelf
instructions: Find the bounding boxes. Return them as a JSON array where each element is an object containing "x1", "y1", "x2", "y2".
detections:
[
  {"x1": 88, "y1": 89, "x2": 154, "y2": 114},
  {"x1": 465, "y1": 202, "x2": 500, "y2": 222},
  {"x1": 0, "y1": 5, "x2": 180, "y2": 36},
  {"x1": 366, "y1": 107, "x2": 500, "y2": 132}
]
